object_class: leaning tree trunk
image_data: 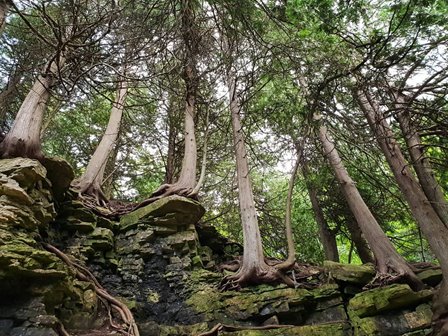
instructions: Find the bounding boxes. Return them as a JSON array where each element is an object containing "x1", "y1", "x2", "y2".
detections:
[
  {"x1": 302, "y1": 163, "x2": 339, "y2": 262},
  {"x1": 318, "y1": 122, "x2": 423, "y2": 289},
  {"x1": 0, "y1": 56, "x2": 64, "y2": 159},
  {"x1": 74, "y1": 80, "x2": 128, "y2": 205},
  {"x1": 392, "y1": 91, "x2": 448, "y2": 227},
  {"x1": 357, "y1": 88, "x2": 448, "y2": 333},
  {"x1": 345, "y1": 216, "x2": 374, "y2": 264}
]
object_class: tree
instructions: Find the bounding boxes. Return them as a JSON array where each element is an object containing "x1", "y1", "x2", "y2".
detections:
[
  {"x1": 302, "y1": 161, "x2": 339, "y2": 262},
  {"x1": 146, "y1": 0, "x2": 201, "y2": 202},
  {"x1": 0, "y1": 55, "x2": 65, "y2": 159},
  {"x1": 73, "y1": 77, "x2": 128, "y2": 205},
  {"x1": 356, "y1": 86, "x2": 448, "y2": 332},
  {"x1": 0, "y1": 0, "x2": 113, "y2": 159},
  {"x1": 391, "y1": 89, "x2": 448, "y2": 227},
  {"x1": 318, "y1": 117, "x2": 423, "y2": 289}
]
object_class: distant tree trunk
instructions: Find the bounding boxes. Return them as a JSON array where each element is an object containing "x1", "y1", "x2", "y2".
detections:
[
  {"x1": 357, "y1": 88, "x2": 448, "y2": 331},
  {"x1": 0, "y1": 56, "x2": 64, "y2": 159},
  {"x1": 0, "y1": 0, "x2": 10, "y2": 34},
  {"x1": 73, "y1": 80, "x2": 128, "y2": 205},
  {"x1": 0, "y1": 68, "x2": 22, "y2": 131},
  {"x1": 392, "y1": 91, "x2": 448, "y2": 227},
  {"x1": 318, "y1": 121, "x2": 422, "y2": 289},
  {"x1": 345, "y1": 217, "x2": 374, "y2": 264},
  {"x1": 302, "y1": 164, "x2": 339, "y2": 262},
  {"x1": 165, "y1": 105, "x2": 177, "y2": 184}
]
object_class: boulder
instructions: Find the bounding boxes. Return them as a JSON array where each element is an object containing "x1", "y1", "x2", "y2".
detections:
[
  {"x1": 324, "y1": 261, "x2": 375, "y2": 285},
  {"x1": 0, "y1": 158, "x2": 46, "y2": 188},
  {"x1": 120, "y1": 195, "x2": 205, "y2": 231},
  {"x1": 41, "y1": 157, "x2": 74, "y2": 200},
  {"x1": 348, "y1": 284, "x2": 433, "y2": 318}
]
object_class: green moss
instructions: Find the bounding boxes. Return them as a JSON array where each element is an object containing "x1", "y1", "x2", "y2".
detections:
[
  {"x1": 120, "y1": 195, "x2": 205, "y2": 230},
  {"x1": 220, "y1": 323, "x2": 352, "y2": 335},
  {"x1": 348, "y1": 284, "x2": 433, "y2": 318},
  {"x1": 324, "y1": 261, "x2": 375, "y2": 285}
]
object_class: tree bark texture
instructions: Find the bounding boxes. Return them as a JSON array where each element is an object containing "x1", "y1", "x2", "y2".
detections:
[
  {"x1": 0, "y1": 57, "x2": 64, "y2": 159},
  {"x1": 357, "y1": 88, "x2": 448, "y2": 327},
  {"x1": 0, "y1": 0, "x2": 10, "y2": 35},
  {"x1": 318, "y1": 122, "x2": 422, "y2": 288},
  {"x1": 164, "y1": 105, "x2": 177, "y2": 184},
  {"x1": 302, "y1": 164, "x2": 339, "y2": 262},
  {"x1": 393, "y1": 91, "x2": 448, "y2": 227},
  {"x1": 0, "y1": 68, "x2": 22, "y2": 130},
  {"x1": 345, "y1": 217, "x2": 374, "y2": 264},
  {"x1": 228, "y1": 73, "x2": 268, "y2": 281},
  {"x1": 75, "y1": 80, "x2": 128, "y2": 203}
]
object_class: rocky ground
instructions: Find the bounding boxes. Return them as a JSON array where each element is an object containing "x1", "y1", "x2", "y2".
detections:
[{"x1": 0, "y1": 158, "x2": 441, "y2": 336}]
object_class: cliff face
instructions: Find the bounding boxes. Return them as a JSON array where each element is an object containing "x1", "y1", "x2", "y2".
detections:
[{"x1": 0, "y1": 158, "x2": 440, "y2": 336}]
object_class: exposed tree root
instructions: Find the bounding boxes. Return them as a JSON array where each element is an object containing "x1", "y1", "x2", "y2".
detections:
[
  {"x1": 364, "y1": 261, "x2": 425, "y2": 291},
  {"x1": 196, "y1": 323, "x2": 295, "y2": 336},
  {"x1": 42, "y1": 243, "x2": 140, "y2": 336},
  {"x1": 134, "y1": 182, "x2": 198, "y2": 210},
  {"x1": 219, "y1": 263, "x2": 295, "y2": 291},
  {"x1": 71, "y1": 180, "x2": 110, "y2": 208},
  {"x1": 218, "y1": 258, "x2": 323, "y2": 291}
]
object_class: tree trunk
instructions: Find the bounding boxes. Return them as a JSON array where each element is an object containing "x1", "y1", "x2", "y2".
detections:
[
  {"x1": 144, "y1": 0, "x2": 198, "y2": 202},
  {"x1": 223, "y1": 73, "x2": 286, "y2": 289},
  {"x1": 318, "y1": 122, "x2": 422, "y2": 289},
  {"x1": 0, "y1": 57, "x2": 64, "y2": 159},
  {"x1": 345, "y1": 217, "x2": 374, "y2": 264},
  {"x1": 393, "y1": 91, "x2": 448, "y2": 227},
  {"x1": 357, "y1": 88, "x2": 448, "y2": 331},
  {"x1": 74, "y1": 80, "x2": 128, "y2": 205},
  {"x1": 0, "y1": 68, "x2": 22, "y2": 131},
  {"x1": 165, "y1": 105, "x2": 177, "y2": 184},
  {"x1": 302, "y1": 164, "x2": 339, "y2": 262},
  {"x1": 0, "y1": 0, "x2": 10, "y2": 35}
]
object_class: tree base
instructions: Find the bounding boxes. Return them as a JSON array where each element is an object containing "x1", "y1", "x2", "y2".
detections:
[
  {"x1": 0, "y1": 137, "x2": 44, "y2": 160},
  {"x1": 219, "y1": 263, "x2": 295, "y2": 291},
  {"x1": 135, "y1": 182, "x2": 198, "y2": 209}
]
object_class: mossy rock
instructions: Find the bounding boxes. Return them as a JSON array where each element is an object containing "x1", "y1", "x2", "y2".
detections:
[
  {"x1": 417, "y1": 268, "x2": 442, "y2": 287},
  {"x1": 120, "y1": 195, "x2": 205, "y2": 231},
  {"x1": 41, "y1": 157, "x2": 74, "y2": 200},
  {"x1": 0, "y1": 174, "x2": 34, "y2": 205},
  {"x1": 348, "y1": 284, "x2": 433, "y2": 319},
  {"x1": 220, "y1": 322, "x2": 352, "y2": 336},
  {"x1": 324, "y1": 261, "x2": 375, "y2": 285},
  {"x1": 85, "y1": 227, "x2": 114, "y2": 250},
  {"x1": 353, "y1": 303, "x2": 432, "y2": 336},
  {"x1": 0, "y1": 158, "x2": 47, "y2": 188}
]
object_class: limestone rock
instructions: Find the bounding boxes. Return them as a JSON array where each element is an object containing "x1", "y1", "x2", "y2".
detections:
[
  {"x1": 220, "y1": 322, "x2": 352, "y2": 335},
  {"x1": 0, "y1": 158, "x2": 46, "y2": 188},
  {"x1": 348, "y1": 284, "x2": 433, "y2": 318},
  {"x1": 0, "y1": 174, "x2": 33, "y2": 205},
  {"x1": 417, "y1": 268, "x2": 442, "y2": 286},
  {"x1": 86, "y1": 228, "x2": 114, "y2": 251},
  {"x1": 352, "y1": 304, "x2": 432, "y2": 336},
  {"x1": 324, "y1": 261, "x2": 375, "y2": 285},
  {"x1": 41, "y1": 157, "x2": 74, "y2": 200},
  {"x1": 120, "y1": 195, "x2": 205, "y2": 231}
]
